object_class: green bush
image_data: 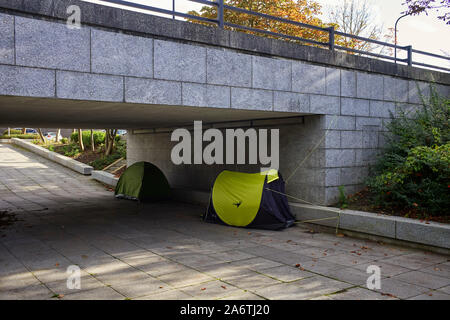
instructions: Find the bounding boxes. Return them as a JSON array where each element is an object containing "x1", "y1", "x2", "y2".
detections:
[
  {"x1": 53, "y1": 143, "x2": 81, "y2": 157},
  {"x1": 0, "y1": 134, "x2": 40, "y2": 139},
  {"x1": 89, "y1": 153, "x2": 122, "y2": 170},
  {"x1": 368, "y1": 87, "x2": 450, "y2": 216},
  {"x1": 2, "y1": 129, "x2": 22, "y2": 135},
  {"x1": 70, "y1": 130, "x2": 105, "y2": 148}
]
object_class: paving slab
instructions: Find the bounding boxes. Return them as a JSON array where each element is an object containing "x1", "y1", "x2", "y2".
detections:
[
  {"x1": 62, "y1": 286, "x2": 125, "y2": 300},
  {"x1": 222, "y1": 271, "x2": 282, "y2": 291},
  {"x1": 259, "y1": 265, "x2": 315, "y2": 282},
  {"x1": 254, "y1": 276, "x2": 352, "y2": 300},
  {"x1": 391, "y1": 270, "x2": 450, "y2": 290},
  {"x1": 157, "y1": 270, "x2": 214, "y2": 288},
  {"x1": 179, "y1": 280, "x2": 242, "y2": 300},
  {"x1": 371, "y1": 279, "x2": 429, "y2": 299},
  {"x1": 327, "y1": 287, "x2": 398, "y2": 300},
  {"x1": 408, "y1": 290, "x2": 450, "y2": 300}
]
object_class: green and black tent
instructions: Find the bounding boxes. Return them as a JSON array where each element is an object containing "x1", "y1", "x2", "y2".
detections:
[
  {"x1": 115, "y1": 161, "x2": 170, "y2": 202},
  {"x1": 204, "y1": 170, "x2": 295, "y2": 230}
]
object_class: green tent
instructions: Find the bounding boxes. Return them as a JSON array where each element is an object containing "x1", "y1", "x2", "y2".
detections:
[
  {"x1": 204, "y1": 170, "x2": 295, "y2": 230},
  {"x1": 115, "y1": 161, "x2": 170, "y2": 201}
]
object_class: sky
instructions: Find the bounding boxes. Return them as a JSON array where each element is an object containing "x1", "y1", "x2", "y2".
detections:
[{"x1": 82, "y1": 0, "x2": 449, "y2": 68}]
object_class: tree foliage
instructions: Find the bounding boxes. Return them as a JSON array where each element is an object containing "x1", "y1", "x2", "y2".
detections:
[
  {"x1": 328, "y1": 0, "x2": 394, "y2": 55},
  {"x1": 368, "y1": 87, "x2": 450, "y2": 216},
  {"x1": 402, "y1": 0, "x2": 450, "y2": 24},
  {"x1": 188, "y1": 0, "x2": 337, "y2": 45}
]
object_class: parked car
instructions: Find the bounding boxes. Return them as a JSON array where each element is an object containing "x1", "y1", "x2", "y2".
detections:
[
  {"x1": 13, "y1": 128, "x2": 38, "y2": 134},
  {"x1": 117, "y1": 130, "x2": 127, "y2": 136},
  {"x1": 44, "y1": 132, "x2": 63, "y2": 141}
]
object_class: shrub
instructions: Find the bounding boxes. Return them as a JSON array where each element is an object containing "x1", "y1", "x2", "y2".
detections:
[
  {"x1": 338, "y1": 186, "x2": 348, "y2": 209},
  {"x1": 70, "y1": 130, "x2": 105, "y2": 148},
  {"x1": 368, "y1": 87, "x2": 450, "y2": 216},
  {"x1": 55, "y1": 144, "x2": 81, "y2": 157},
  {"x1": 368, "y1": 144, "x2": 449, "y2": 215},
  {"x1": 0, "y1": 134, "x2": 40, "y2": 139},
  {"x1": 89, "y1": 153, "x2": 122, "y2": 170},
  {"x1": 2, "y1": 129, "x2": 22, "y2": 135}
]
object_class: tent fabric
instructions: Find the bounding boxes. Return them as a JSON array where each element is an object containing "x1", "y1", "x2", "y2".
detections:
[
  {"x1": 204, "y1": 170, "x2": 295, "y2": 230},
  {"x1": 115, "y1": 161, "x2": 170, "y2": 201}
]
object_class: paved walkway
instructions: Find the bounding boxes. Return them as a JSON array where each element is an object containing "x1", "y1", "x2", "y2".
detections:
[{"x1": 0, "y1": 143, "x2": 449, "y2": 300}]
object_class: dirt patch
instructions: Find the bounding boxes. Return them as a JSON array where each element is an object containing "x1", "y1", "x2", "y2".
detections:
[
  {"x1": 341, "y1": 189, "x2": 450, "y2": 224},
  {"x1": 73, "y1": 150, "x2": 103, "y2": 165}
]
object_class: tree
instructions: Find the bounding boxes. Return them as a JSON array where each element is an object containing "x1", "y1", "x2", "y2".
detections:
[
  {"x1": 37, "y1": 128, "x2": 46, "y2": 144},
  {"x1": 403, "y1": 0, "x2": 450, "y2": 24},
  {"x1": 90, "y1": 129, "x2": 95, "y2": 152},
  {"x1": 56, "y1": 129, "x2": 61, "y2": 143},
  {"x1": 105, "y1": 129, "x2": 117, "y2": 156},
  {"x1": 78, "y1": 129, "x2": 84, "y2": 152},
  {"x1": 328, "y1": 0, "x2": 393, "y2": 55},
  {"x1": 188, "y1": 0, "x2": 338, "y2": 45}
]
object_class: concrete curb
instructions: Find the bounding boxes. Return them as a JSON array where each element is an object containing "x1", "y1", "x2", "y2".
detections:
[
  {"x1": 92, "y1": 170, "x2": 119, "y2": 187},
  {"x1": 0, "y1": 139, "x2": 34, "y2": 143},
  {"x1": 172, "y1": 188, "x2": 450, "y2": 251},
  {"x1": 290, "y1": 203, "x2": 450, "y2": 250},
  {"x1": 11, "y1": 138, "x2": 93, "y2": 175}
]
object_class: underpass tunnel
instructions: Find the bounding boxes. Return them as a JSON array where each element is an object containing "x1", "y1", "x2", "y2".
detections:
[{"x1": 0, "y1": 95, "x2": 328, "y2": 205}]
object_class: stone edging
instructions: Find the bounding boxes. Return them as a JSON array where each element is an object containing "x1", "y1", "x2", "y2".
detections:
[
  {"x1": 11, "y1": 138, "x2": 93, "y2": 175},
  {"x1": 92, "y1": 170, "x2": 118, "y2": 187},
  {"x1": 0, "y1": 138, "x2": 34, "y2": 143},
  {"x1": 171, "y1": 188, "x2": 450, "y2": 251},
  {"x1": 290, "y1": 203, "x2": 450, "y2": 250}
]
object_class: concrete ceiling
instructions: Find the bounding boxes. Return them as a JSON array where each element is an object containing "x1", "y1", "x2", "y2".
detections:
[{"x1": 0, "y1": 96, "x2": 302, "y2": 129}]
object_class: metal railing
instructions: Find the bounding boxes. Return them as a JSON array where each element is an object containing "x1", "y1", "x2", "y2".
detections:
[{"x1": 95, "y1": 0, "x2": 450, "y2": 73}]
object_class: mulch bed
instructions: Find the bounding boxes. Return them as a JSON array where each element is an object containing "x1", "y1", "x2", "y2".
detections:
[
  {"x1": 343, "y1": 189, "x2": 450, "y2": 224},
  {"x1": 73, "y1": 150, "x2": 103, "y2": 164}
]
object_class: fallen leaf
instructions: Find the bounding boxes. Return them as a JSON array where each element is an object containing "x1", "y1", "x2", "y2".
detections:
[{"x1": 221, "y1": 285, "x2": 227, "y2": 289}]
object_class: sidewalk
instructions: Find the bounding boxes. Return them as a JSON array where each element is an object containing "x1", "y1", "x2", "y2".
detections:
[{"x1": 0, "y1": 143, "x2": 449, "y2": 300}]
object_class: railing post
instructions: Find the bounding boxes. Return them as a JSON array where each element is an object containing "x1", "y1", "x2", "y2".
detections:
[
  {"x1": 328, "y1": 26, "x2": 335, "y2": 51},
  {"x1": 406, "y1": 45, "x2": 412, "y2": 66},
  {"x1": 218, "y1": 0, "x2": 224, "y2": 28}
]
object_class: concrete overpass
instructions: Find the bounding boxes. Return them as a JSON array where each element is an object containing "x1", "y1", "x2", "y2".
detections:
[{"x1": 0, "y1": 0, "x2": 449, "y2": 205}]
